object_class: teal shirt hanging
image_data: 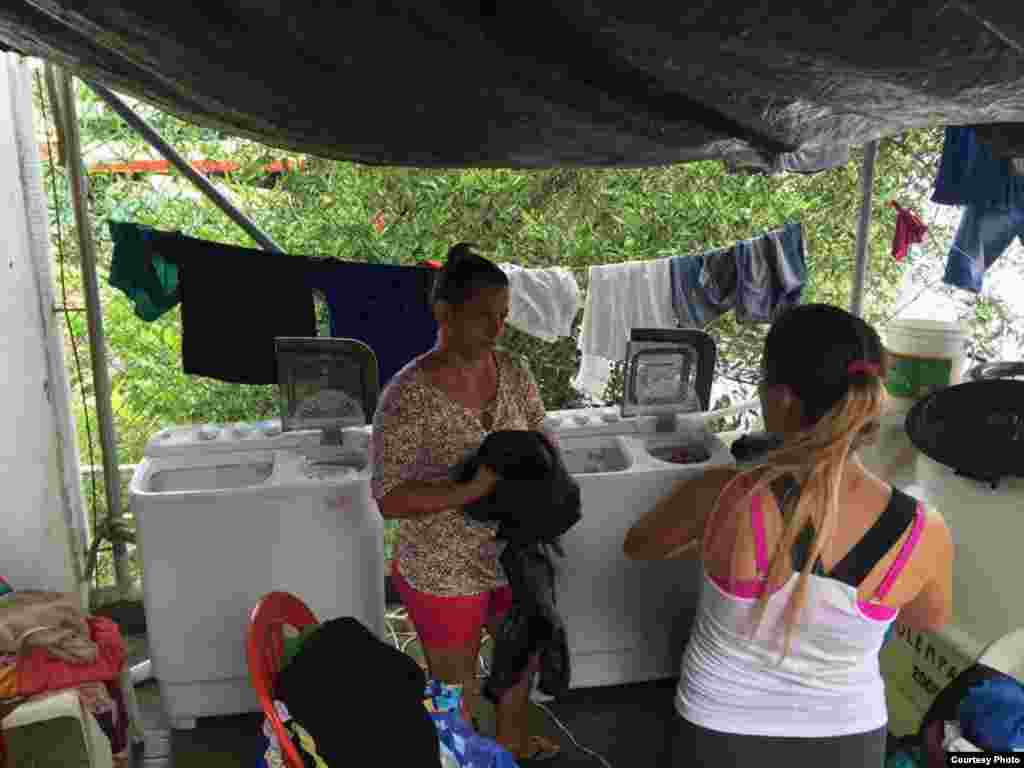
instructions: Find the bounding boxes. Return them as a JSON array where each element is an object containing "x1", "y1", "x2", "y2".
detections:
[{"x1": 108, "y1": 220, "x2": 181, "y2": 321}]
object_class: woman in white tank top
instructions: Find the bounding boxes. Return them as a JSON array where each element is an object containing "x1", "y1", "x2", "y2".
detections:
[{"x1": 625, "y1": 303, "x2": 954, "y2": 768}]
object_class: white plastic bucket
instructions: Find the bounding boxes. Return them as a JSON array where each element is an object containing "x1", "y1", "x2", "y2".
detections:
[
  {"x1": 859, "y1": 320, "x2": 967, "y2": 483},
  {"x1": 883, "y1": 319, "x2": 968, "y2": 414}
]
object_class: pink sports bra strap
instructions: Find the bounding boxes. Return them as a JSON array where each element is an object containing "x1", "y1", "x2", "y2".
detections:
[
  {"x1": 872, "y1": 504, "x2": 926, "y2": 600},
  {"x1": 750, "y1": 493, "x2": 770, "y2": 577}
]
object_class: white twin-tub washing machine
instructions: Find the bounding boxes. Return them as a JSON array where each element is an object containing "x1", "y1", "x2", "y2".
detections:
[
  {"x1": 129, "y1": 339, "x2": 386, "y2": 729},
  {"x1": 130, "y1": 331, "x2": 747, "y2": 726},
  {"x1": 543, "y1": 329, "x2": 753, "y2": 689}
]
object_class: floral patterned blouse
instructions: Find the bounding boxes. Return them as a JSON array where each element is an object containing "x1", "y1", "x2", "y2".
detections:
[{"x1": 371, "y1": 349, "x2": 547, "y2": 596}]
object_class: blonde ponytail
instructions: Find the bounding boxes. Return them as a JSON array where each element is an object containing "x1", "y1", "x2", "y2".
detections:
[{"x1": 737, "y1": 361, "x2": 888, "y2": 661}]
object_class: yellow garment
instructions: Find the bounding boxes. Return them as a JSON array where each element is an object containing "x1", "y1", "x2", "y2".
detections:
[
  {"x1": 0, "y1": 662, "x2": 17, "y2": 699},
  {"x1": 288, "y1": 721, "x2": 329, "y2": 768}
]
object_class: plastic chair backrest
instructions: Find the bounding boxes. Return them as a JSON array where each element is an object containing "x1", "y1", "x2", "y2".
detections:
[{"x1": 247, "y1": 592, "x2": 319, "y2": 768}]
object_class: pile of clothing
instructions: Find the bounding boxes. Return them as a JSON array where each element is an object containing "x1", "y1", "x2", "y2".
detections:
[
  {"x1": 455, "y1": 430, "x2": 582, "y2": 705},
  {"x1": 260, "y1": 616, "x2": 520, "y2": 768},
  {"x1": 0, "y1": 583, "x2": 130, "y2": 761}
]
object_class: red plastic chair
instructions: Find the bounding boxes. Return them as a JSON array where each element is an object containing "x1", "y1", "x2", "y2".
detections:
[{"x1": 247, "y1": 592, "x2": 319, "y2": 768}]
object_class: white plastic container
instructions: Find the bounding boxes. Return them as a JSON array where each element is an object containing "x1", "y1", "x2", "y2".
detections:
[
  {"x1": 916, "y1": 452, "x2": 1024, "y2": 650},
  {"x1": 860, "y1": 320, "x2": 968, "y2": 484},
  {"x1": 883, "y1": 319, "x2": 968, "y2": 414}
]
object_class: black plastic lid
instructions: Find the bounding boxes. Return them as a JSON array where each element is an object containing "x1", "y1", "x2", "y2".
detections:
[{"x1": 906, "y1": 379, "x2": 1024, "y2": 489}]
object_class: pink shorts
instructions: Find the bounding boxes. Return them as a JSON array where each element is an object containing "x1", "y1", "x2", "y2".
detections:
[{"x1": 391, "y1": 560, "x2": 513, "y2": 650}]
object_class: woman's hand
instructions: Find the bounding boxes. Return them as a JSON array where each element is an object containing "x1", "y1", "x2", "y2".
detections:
[
  {"x1": 623, "y1": 467, "x2": 739, "y2": 560},
  {"x1": 469, "y1": 464, "x2": 500, "y2": 499}
]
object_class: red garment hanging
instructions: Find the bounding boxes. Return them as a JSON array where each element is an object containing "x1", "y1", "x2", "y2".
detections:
[{"x1": 890, "y1": 201, "x2": 928, "y2": 262}]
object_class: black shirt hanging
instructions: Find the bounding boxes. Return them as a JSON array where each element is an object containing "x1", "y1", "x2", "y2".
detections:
[{"x1": 169, "y1": 234, "x2": 317, "y2": 385}]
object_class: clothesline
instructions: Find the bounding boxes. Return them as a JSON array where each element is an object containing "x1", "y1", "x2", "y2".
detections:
[{"x1": 115, "y1": 200, "x2": 993, "y2": 400}]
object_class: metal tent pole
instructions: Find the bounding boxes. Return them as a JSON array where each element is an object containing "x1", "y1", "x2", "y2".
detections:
[
  {"x1": 850, "y1": 140, "x2": 879, "y2": 318},
  {"x1": 84, "y1": 81, "x2": 283, "y2": 253},
  {"x1": 55, "y1": 68, "x2": 132, "y2": 600}
]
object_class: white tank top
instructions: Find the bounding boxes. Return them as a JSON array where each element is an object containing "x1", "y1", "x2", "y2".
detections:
[{"x1": 675, "y1": 486, "x2": 924, "y2": 738}]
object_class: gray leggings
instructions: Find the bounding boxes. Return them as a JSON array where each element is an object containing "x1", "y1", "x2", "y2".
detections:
[{"x1": 667, "y1": 716, "x2": 887, "y2": 768}]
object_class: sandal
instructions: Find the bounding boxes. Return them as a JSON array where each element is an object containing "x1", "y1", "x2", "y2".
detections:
[{"x1": 514, "y1": 734, "x2": 561, "y2": 762}]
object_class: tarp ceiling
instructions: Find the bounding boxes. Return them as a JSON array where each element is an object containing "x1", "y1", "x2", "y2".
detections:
[{"x1": 2, "y1": 2, "x2": 1024, "y2": 169}]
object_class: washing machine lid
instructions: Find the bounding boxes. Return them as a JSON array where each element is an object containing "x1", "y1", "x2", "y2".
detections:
[
  {"x1": 275, "y1": 337, "x2": 379, "y2": 434},
  {"x1": 620, "y1": 328, "x2": 716, "y2": 419},
  {"x1": 906, "y1": 380, "x2": 1024, "y2": 489}
]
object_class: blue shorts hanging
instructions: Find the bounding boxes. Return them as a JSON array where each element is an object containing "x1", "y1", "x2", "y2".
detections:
[
  {"x1": 734, "y1": 221, "x2": 807, "y2": 324},
  {"x1": 943, "y1": 205, "x2": 1024, "y2": 293}
]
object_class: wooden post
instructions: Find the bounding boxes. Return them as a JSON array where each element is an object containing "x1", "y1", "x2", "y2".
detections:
[{"x1": 55, "y1": 68, "x2": 131, "y2": 599}]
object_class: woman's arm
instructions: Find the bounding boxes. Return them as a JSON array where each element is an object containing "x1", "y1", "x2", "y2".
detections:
[
  {"x1": 623, "y1": 467, "x2": 739, "y2": 560},
  {"x1": 378, "y1": 466, "x2": 498, "y2": 520},
  {"x1": 894, "y1": 509, "x2": 954, "y2": 632}
]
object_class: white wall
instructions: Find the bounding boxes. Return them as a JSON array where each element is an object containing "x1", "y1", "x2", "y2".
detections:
[{"x1": 0, "y1": 54, "x2": 85, "y2": 599}]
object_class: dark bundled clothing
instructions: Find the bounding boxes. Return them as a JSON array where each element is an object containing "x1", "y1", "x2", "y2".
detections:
[
  {"x1": 275, "y1": 616, "x2": 440, "y2": 768},
  {"x1": 487, "y1": 543, "x2": 571, "y2": 703},
  {"x1": 308, "y1": 260, "x2": 438, "y2": 388},
  {"x1": 456, "y1": 430, "x2": 581, "y2": 546},
  {"x1": 453, "y1": 430, "x2": 581, "y2": 702}
]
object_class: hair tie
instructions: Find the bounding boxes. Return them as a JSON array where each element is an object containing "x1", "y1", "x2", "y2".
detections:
[{"x1": 847, "y1": 360, "x2": 881, "y2": 377}]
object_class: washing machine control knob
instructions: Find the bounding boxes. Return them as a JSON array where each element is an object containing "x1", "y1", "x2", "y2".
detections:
[
  {"x1": 260, "y1": 421, "x2": 282, "y2": 437},
  {"x1": 573, "y1": 415, "x2": 590, "y2": 426},
  {"x1": 601, "y1": 412, "x2": 620, "y2": 423},
  {"x1": 198, "y1": 425, "x2": 221, "y2": 441}
]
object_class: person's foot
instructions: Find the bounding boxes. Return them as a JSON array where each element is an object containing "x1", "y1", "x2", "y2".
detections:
[{"x1": 509, "y1": 734, "x2": 561, "y2": 762}]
